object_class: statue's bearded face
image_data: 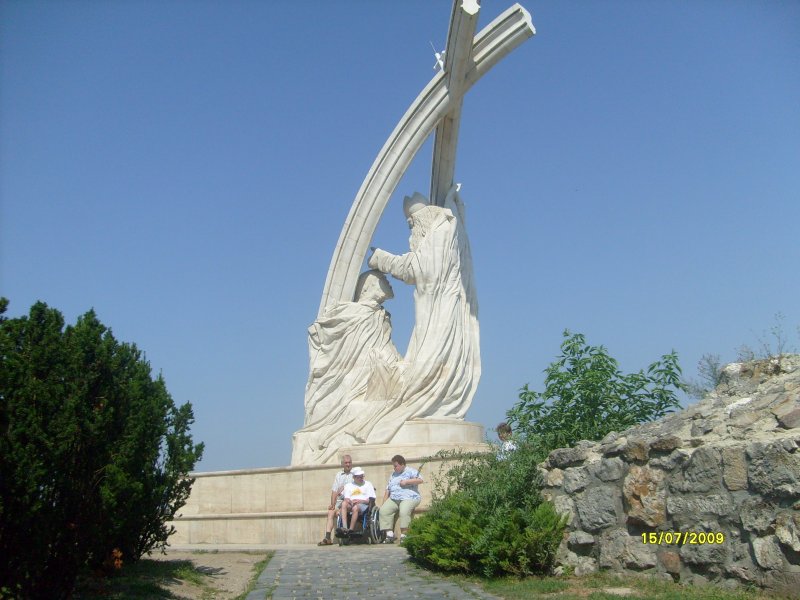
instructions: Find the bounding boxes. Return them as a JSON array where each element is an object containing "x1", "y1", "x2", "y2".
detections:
[
  {"x1": 408, "y1": 206, "x2": 439, "y2": 252},
  {"x1": 409, "y1": 221, "x2": 424, "y2": 252}
]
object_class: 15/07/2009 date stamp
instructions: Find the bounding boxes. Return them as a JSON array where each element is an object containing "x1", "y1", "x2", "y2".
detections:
[{"x1": 641, "y1": 531, "x2": 725, "y2": 545}]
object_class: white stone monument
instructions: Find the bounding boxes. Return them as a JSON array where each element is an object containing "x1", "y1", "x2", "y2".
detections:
[
  {"x1": 171, "y1": 1, "x2": 535, "y2": 547},
  {"x1": 291, "y1": 1, "x2": 535, "y2": 465}
]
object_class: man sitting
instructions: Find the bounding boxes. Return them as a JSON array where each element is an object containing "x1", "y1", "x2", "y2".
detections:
[{"x1": 340, "y1": 467, "x2": 376, "y2": 532}]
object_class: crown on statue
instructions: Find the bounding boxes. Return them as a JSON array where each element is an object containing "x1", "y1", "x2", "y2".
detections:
[{"x1": 403, "y1": 192, "x2": 429, "y2": 219}]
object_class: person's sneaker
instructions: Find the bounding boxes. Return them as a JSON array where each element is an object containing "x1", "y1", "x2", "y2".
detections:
[{"x1": 382, "y1": 537, "x2": 394, "y2": 544}]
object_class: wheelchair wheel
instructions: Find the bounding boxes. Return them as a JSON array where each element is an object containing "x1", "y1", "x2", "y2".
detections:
[{"x1": 368, "y1": 507, "x2": 382, "y2": 545}]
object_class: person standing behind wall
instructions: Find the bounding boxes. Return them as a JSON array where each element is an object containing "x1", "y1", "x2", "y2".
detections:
[
  {"x1": 379, "y1": 454, "x2": 423, "y2": 543},
  {"x1": 497, "y1": 421, "x2": 517, "y2": 460}
]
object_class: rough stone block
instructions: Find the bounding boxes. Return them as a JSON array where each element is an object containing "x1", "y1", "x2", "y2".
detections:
[
  {"x1": 557, "y1": 548, "x2": 597, "y2": 576},
  {"x1": 667, "y1": 494, "x2": 731, "y2": 525},
  {"x1": 747, "y1": 441, "x2": 800, "y2": 497},
  {"x1": 623, "y1": 465, "x2": 666, "y2": 528},
  {"x1": 721, "y1": 446, "x2": 748, "y2": 491},
  {"x1": 601, "y1": 437, "x2": 627, "y2": 457},
  {"x1": 751, "y1": 535, "x2": 785, "y2": 570},
  {"x1": 676, "y1": 446, "x2": 722, "y2": 493},
  {"x1": 624, "y1": 540, "x2": 657, "y2": 570},
  {"x1": 549, "y1": 446, "x2": 588, "y2": 469},
  {"x1": 775, "y1": 512, "x2": 800, "y2": 552},
  {"x1": 563, "y1": 467, "x2": 589, "y2": 493},
  {"x1": 725, "y1": 564, "x2": 756, "y2": 583},
  {"x1": 588, "y1": 456, "x2": 625, "y2": 482},
  {"x1": 598, "y1": 528, "x2": 656, "y2": 571},
  {"x1": 649, "y1": 435, "x2": 682, "y2": 453},
  {"x1": 567, "y1": 530, "x2": 595, "y2": 553},
  {"x1": 551, "y1": 493, "x2": 576, "y2": 527},
  {"x1": 772, "y1": 396, "x2": 800, "y2": 429},
  {"x1": 680, "y1": 539, "x2": 727, "y2": 565},
  {"x1": 575, "y1": 486, "x2": 619, "y2": 532},
  {"x1": 545, "y1": 467, "x2": 564, "y2": 488},
  {"x1": 623, "y1": 438, "x2": 650, "y2": 462},
  {"x1": 598, "y1": 528, "x2": 627, "y2": 570},
  {"x1": 739, "y1": 498, "x2": 776, "y2": 534},
  {"x1": 659, "y1": 550, "x2": 681, "y2": 574},
  {"x1": 691, "y1": 419, "x2": 714, "y2": 437},
  {"x1": 730, "y1": 408, "x2": 759, "y2": 428},
  {"x1": 649, "y1": 449, "x2": 690, "y2": 471}
]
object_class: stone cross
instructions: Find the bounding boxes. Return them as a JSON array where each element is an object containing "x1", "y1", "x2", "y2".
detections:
[{"x1": 318, "y1": 1, "x2": 535, "y2": 316}]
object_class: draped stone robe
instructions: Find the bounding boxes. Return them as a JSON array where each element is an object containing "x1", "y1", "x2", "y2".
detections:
[
  {"x1": 361, "y1": 192, "x2": 480, "y2": 443},
  {"x1": 291, "y1": 299, "x2": 400, "y2": 464}
]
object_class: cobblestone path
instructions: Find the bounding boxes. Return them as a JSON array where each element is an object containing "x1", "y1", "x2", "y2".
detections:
[{"x1": 245, "y1": 544, "x2": 500, "y2": 600}]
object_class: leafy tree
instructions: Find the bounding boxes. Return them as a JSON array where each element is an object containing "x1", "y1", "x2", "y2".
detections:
[
  {"x1": 406, "y1": 331, "x2": 683, "y2": 578},
  {"x1": 507, "y1": 330, "x2": 683, "y2": 454},
  {"x1": 0, "y1": 300, "x2": 203, "y2": 599}
]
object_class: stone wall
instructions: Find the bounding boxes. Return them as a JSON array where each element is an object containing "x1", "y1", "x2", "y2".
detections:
[{"x1": 540, "y1": 355, "x2": 800, "y2": 594}]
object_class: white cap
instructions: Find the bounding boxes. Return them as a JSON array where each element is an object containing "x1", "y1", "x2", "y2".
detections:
[{"x1": 351, "y1": 467, "x2": 365, "y2": 476}]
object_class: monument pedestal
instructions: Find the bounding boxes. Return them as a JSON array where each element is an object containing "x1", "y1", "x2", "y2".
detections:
[
  {"x1": 338, "y1": 418, "x2": 487, "y2": 462},
  {"x1": 169, "y1": 420, "x2": 489, "y2": 546}
]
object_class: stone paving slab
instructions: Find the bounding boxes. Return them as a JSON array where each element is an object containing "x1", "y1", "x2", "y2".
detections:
[{"x1": 246, "y1": 544, "x2": 500, "y2": 600}]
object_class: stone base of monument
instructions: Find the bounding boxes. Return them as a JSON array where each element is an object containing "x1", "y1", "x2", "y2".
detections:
[
  {"x1": 169, "y1": 420, "x2": 489, "y2": 546},
  {"x1": 337, "y1": 418, "x2": 487, "y2": 463}
]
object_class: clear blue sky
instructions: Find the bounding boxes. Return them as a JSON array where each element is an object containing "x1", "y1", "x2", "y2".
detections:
[{"x1": 2, "y1": 1, "x2": 798, "y2": 472}]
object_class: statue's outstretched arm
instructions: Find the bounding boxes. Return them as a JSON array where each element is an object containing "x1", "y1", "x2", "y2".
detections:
[{"x1": 369, "y1": 248, "x2": 419, "y2": 285}]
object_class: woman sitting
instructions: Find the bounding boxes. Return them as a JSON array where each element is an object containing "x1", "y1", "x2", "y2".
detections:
[{"x1": 379, "y1": 455, "x2": 423, "y2": 543}]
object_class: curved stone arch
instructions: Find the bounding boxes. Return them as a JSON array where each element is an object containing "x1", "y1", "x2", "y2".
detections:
[{"x1": 318, "y1": 4, "x2": 534, "y2": 317}]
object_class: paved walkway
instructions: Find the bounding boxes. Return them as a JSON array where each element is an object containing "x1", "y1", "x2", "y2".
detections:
[{"x1": 245, "y1": 544, "x2": 501, "y2": 600}]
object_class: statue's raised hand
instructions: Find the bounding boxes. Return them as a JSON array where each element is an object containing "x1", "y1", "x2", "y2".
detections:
[{"x1": 368, "y1": 246, "x2": 379, "y2": 269}]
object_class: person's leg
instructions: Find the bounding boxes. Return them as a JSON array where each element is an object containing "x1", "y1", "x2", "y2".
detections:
[
  {"x1": 318, "y1": 506, "x2": 336, "y2": 544},
  {"x1": 379, "y1": 498, "x2": 399, "y2": 539},
  {"x1": 320, "y1": 498, "x2": 343, "y2": 544},
  {"x1": 397, "y1": 498, "x2": 421, "y2": 537},
  {"x1": 341, "y1": 499, "x2": 352, "y2": 530},
  {"x1": 349, "y1": 502, "x2": 361, "y2": 530},
  {"x1": 325, "y1": 507, "x2": 335, "y2": 534}
]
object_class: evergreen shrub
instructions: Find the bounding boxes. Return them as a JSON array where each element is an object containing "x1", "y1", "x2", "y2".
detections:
[
  {"x1": 0, "y1": 299, "x2": 203, "y2": 599},
  {"x1": 405, "y1": 441, "x2": 566, "y2": 577}
]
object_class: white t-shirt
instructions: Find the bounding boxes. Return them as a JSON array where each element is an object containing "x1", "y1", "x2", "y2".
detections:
[{"x1": 343, "y1": 480, "x2": 376, "y2": 502}]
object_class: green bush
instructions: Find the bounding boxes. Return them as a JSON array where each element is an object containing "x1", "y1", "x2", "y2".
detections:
[
  {"x1": 406, "y1": 442, "x2": 566, "y2": 577},
  {"x1": 471, "y1": 503, "x2": 567, "y2": 577},
  {"x1": 430, "y1": 441, "x2": 545, "y2": 512},
  {"x1": 0, "y1": 299, "x2": 203, "y2": 599},
  {"x1": 404, "y1": 492, "x2": 482, "y2": 573},
  {"x1": 406, "y1": 331, "x2": 683, "y2": 579}
]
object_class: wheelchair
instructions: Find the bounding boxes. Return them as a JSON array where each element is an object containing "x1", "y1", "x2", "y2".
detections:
[{"x1": 334, "y1": 500, "x2": 382, "y2": 545}]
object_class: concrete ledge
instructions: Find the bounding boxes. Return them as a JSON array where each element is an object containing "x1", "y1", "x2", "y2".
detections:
[{"x1": 170, "y1": 447, "x2": 481, "y2": 545}]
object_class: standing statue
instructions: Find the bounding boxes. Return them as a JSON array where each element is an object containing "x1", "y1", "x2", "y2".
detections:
[
  {"x1": 290, "y1": 1, "x2": 534, "y2": 465},
  {"x1": 354, "y1": 184, "x2": 480, "y2": 444},
  {"x1": 291, "y1": 270, "x2": 401, "y2": 464}
]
